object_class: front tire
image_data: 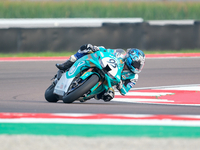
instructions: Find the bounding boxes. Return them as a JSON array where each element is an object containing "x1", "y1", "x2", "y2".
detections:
[
  {"x1": 63, "y1": 74, "x2": 99, "y2": 103},
  {"x1": 44, "y1": 84, "x2": 59, "y2": 103}
]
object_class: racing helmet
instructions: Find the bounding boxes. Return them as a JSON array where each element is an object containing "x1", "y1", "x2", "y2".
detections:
[{"x1": 125, "y1": 48, "x2": 145, "y2": 74}]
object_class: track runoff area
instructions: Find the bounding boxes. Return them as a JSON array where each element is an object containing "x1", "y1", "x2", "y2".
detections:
[{"x1": 1, "y1": 53, "x2": 200, "y2": 138}]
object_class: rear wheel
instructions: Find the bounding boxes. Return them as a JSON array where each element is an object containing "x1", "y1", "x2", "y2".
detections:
[
  {"x1": 63, "y1": 74, "x2": 99, "y2": 103},
  {"x1": 44, "y1": 84, "x2": 59, "y2": 103}
]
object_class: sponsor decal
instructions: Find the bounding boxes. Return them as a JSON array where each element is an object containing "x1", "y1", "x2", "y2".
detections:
[
  {"x1": 68, "y1": 61, "x2": 85, "y2": 76},
  {"x1": 122, "y1": 75, "x2": 126, "y2": 80},
  {"x1": 69, "y1": 66, "x2": 76, "y2": 74},
  {"x1": 60, "y1": 83, "x2": 63, "y2": 89}
]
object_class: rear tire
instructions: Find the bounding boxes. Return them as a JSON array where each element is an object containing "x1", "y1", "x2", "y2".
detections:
[
  {"x1": 63, "y1": 74, "x2": 99, "y2": 103},
  {"x1": 44, "y1": 84, "x2": 59, "y2": 103}
]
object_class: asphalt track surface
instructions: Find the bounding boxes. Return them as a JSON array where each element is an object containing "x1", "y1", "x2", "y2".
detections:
[{"x1": 0, "y1": 57, "x2": 200, "y2": 115}]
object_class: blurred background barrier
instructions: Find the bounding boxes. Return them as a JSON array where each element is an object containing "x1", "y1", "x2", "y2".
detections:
[
  {"x1": 1, "y1": 1, "x2": 200, "y2": 52},
  {"x1": 0, "y1": 19, "x2": 200, "y2": 52}
]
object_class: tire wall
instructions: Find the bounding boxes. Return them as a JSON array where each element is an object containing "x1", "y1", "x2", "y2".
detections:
[{"x1": 0, "y1": 22, "x2": 200, "y2": 52}]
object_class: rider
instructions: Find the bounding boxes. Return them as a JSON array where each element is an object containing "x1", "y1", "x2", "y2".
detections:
[{"x1": 55, "y1": 44, "x2": 145, "y2": 102}]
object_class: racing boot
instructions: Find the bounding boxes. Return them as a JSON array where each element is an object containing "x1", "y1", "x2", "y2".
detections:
[
  {"x1": 53, "y1": 55, "x2": 77, "y2": 85},
  {"x1": 94, "y1": 90, "x2": 105, "y2": 100},
  {"x1": 56, "y1": 55, "x2": 77, "y2": 71},
  {"x1": 102, "y1": 88, "x2": 115, "y2": 102}
]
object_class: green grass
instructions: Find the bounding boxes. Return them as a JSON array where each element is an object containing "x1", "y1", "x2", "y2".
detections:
[
  {"x1": 0, "y1": 49, "x2": 200, "y2": 57},
  {"x1": 0, "y1": 1, "x2": 200, "y2": 20}
]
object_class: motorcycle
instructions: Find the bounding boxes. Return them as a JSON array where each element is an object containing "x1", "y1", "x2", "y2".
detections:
[{"x1": 44, "y1": 48, "x2": 126, "y2": 103}]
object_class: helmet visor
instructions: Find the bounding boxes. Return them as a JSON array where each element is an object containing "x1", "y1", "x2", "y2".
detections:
[{"x1": 132, "y1": 61, "x2": 141, "y2": 70}]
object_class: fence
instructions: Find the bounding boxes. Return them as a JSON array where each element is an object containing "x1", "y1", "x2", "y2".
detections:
[{"x1": 0, "y1": 19, "x2": 199, "y2": 52}]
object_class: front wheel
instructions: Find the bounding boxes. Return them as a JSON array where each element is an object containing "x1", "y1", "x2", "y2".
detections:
[
  {"x1": 63, "y1": 74, "x2": 99, "y2": 103},
  {"x1": 44, "y1": 84, "x2": 59, "y2": 103}
]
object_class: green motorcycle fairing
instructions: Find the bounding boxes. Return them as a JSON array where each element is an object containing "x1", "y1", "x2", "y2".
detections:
[{"x1": 65, "y1": 47, "x2": 125, "y2": 100}]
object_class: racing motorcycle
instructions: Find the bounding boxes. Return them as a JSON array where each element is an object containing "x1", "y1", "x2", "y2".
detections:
[{"x1": 44, "y1": 48, "x2": 125, "y2": 103}]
